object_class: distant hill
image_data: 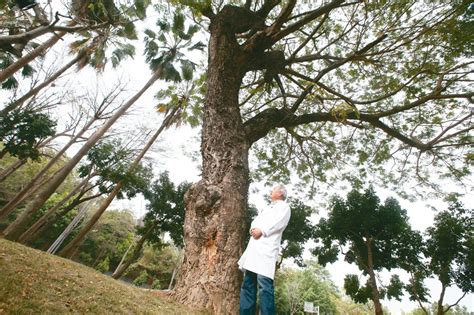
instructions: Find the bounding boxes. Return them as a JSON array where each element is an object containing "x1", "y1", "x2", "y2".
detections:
[{"x1": 0, "y1": 239, "x2": 204, "y2": 314}]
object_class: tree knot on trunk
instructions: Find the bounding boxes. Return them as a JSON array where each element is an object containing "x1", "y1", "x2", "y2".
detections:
[
  {"x1": 185, "y1": 182, "x2": 222, "y2": 216},
  {"x1": 247, "y1": 50, "x2": 286, "y2": 83},
  {"x1": 217, "y1": 5, "x2": 265, "y2": 34},
  {"x1": 244, "y1": 107, "x2": 296, "y2": 144}
]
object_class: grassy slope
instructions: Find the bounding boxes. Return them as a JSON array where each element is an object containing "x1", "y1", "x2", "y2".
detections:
[{"x1": 0, "y1": 239, "x2": 203, "y2": 314}]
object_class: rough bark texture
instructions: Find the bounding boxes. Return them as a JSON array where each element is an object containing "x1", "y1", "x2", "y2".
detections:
[{"x1": 172, "y1": 7, "x2": 251, "y2": 314}]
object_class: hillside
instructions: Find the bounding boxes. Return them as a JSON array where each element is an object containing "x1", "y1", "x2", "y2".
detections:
[{"x1": 0, "y1": 239, "x2": 204, "y2": 314}]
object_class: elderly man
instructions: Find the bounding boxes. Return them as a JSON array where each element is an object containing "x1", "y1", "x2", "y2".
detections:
[{"x1": 238, "y1": 184, "x2": 291, "y2": 315}]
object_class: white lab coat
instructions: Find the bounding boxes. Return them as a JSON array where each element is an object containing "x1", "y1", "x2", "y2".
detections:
[{"x1": 238, "y1": 199, "x2": 291, "y2": 279}]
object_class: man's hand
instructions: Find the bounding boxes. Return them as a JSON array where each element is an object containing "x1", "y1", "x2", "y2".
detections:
[{"x1": 250, "y1": 228, "x2": 263, "y2": 240}]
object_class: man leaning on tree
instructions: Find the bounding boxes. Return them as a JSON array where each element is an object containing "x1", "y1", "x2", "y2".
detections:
[{"x1": 238, "y1": 184, "x2": 291, "y2": 315}]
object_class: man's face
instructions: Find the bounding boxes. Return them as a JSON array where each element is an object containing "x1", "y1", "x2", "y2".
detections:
[{"x1": 270, "y1": 187, "x2": 283, "y2": 201}]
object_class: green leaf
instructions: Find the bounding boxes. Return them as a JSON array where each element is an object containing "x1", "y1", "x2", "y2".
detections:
[
  {"x1": 122, "y1": 22, "x2": 138, "y2": 40},
  {"x1": 188, "y1": 41, "x2": 206, "y2": 51},
  {"x1": 157, "y1": 21, "x2": 170, "y2": 32},
  {"x1": 1, "y1": 77, "x2": 18, "y2": 90},
  {"x1": 134, "y1": 0, "x2": 147, "y2": 19},
  {"x1": 172, "y1": 13, "x2": 185, "y2": 35},
  {"x1": 180, "y1": 60, "x2": 194, "y2": 81},
  {"x1": 21, "y1": 64, "x2": 35, "y2": 77},
  {"x1": 162, "y1": 62, "x2": 181, "y2": 82},
  {"x1": 144, "y1": 29, "x2": 156, "y2": 39}
]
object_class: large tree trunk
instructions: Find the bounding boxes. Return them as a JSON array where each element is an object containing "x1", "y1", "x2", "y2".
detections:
[
  {"x1": 172, "y1": 10, "x2": 250, "y2": 314},
  {"x1": 1, "y1": 70, "x2": 161, "y2": 241}
]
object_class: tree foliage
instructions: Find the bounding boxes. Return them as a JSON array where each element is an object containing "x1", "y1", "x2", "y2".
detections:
[
  {"x1": 78, "y1": 139, "x2": 153, "y2": 199},
  {"x1": 76, "y1": 209, "x2": 135, "y2": 272},
  {"x1": 405, "y1": 201, "x2": 473, "y2": 314},
  {"x1": 141, "y1": 171, "x2": 190, "y2": 247},
  {"x1": 0, "y1": 110, "x2": 56, "y2": 160},
  {"x1": 426, "y1": 202, "x2": 473, "y2": 294},
  {"x1": 312, "y1": 186, "x2": 422, "y2": 310},
  {"x1": 275, "y1": 261, "x2": 338, "y2": 315},
  {"x1": 280, "y1": 198, "x2": 316, "y2": 267}
]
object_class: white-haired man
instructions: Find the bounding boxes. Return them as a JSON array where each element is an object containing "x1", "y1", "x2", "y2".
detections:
[{"x1": 238, "y1": 184, "x2": 291, "y2": 315}]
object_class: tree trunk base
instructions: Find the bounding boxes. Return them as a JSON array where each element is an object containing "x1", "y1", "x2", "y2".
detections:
[{"x1": 171, "y1": 181, "x2": 247, "y2": 314}]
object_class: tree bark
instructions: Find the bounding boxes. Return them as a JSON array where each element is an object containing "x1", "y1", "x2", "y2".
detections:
[
  {"x1": 1, "y1": 49, "x2": 86, "y2": 116},
  {"x1": 366, "y1": 237, "x2": 384, "y2": 315},
  {"x1": 437, "y1": 283, "x2": 447, "y2": 315},
  {"x1": 0, "y1": 30, "x2": 67, "y2": 83},
  {"x1": 58, "y1": 106, "x2": 178, "y2": 257},
  {"x1": 17, "y1": 176, "x2": 90, "y2": 244},
  {"x1": 172, "y1": 8, "x2": 250, "y2": 314},
  {"x1": 0, "y1": 159, "x2": 27, "y2": 183},
  {"x1": 112, "y1": 222, "x2": 156, "y2": 279},
  {"x1": 0, "y1": 116, "x2": 96, "y2": 222},
  {"x1": 1, "y1": 70, "x2": 162, "y2": 240}
]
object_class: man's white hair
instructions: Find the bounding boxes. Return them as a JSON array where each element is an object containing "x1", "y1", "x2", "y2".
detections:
[{"x1": 273, "y1": 184, "x2": 287, "y2": 200}]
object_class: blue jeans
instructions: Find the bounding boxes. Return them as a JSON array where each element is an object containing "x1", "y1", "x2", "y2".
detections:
[{"x1": 240, "y1": 271, "x2": 275, "y2": 315}]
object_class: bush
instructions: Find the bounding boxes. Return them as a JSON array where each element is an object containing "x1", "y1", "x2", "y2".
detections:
[
  {"x1": 133, "y1": 270, "x2": 149, "y2": 287},
  {"x1": 96, "y1": 256, "x2": 110, "y2": 273},
  {"x1": 151, "y1": 279, "x2": 161, "y2": 289}
]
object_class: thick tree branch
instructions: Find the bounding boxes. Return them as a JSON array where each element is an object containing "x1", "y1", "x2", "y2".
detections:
[
  {"x1": 217, "y1": 5, "x2": 264, "y2": 34},
  {"x1": 270, "y1": 0, "x2": 345, "y2": 43},
  {"x1": 0, "y1": 17, "x2": 106, "y2": 47},
  {"x1": 256, "y1": 0, "x2": 281, "y2": 18},
  {"x1": 244, "y1": 107, "x2": 432, "y2": 152},
  {"x1": 268, "y1": 0, "x2": 296, "y2": 33}
]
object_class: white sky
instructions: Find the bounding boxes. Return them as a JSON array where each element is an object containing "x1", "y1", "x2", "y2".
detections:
[{"x1": 2, "y1": 1, "x2": 473, "y2": 313}]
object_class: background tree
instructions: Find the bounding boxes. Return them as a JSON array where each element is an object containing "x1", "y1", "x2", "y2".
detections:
[
  {"x1": 278, "y1": 198, "x2": 316, "y2": 268},
  {"x1": 405, "y1": 201, "x2": 473, "y2": 315},
  {"x1": 408, "y1": 303, "x2": 472, "y2": 315},
  {"x1": 0, "y1": 149, "x2": 76, "y2": 228},
  {"x1": 125, "y1": 243, "x2": 182, "y2": 289},
  {"x1": 112, "y1": 172, "x2": 190, "y2": 279},
  {"x1": 74, "y1": 209, "x2": 136, "y2": 272},
  {"x1": 312, "y1": 187, "x2": 422, "y2": 314},
  {"x1": 56, "y1": 7, "x2": 205, "y2": 258},
  {"x1": 168, "y1": 1, "x2": 473, "y2": 311},
  {"x1": 16, "y1": 137, "x2": 151, "y2": 244},
  {"x1": 0, "y1": 0, "x2": 145, "y2": 86},
  {"x1": 0, "y1": 109, "x2": 56, "y2": 160},
  {"x1": 275, "y1": 261, "x2": 338, "y2": 315},
  {"x1": 0, "y1": 85, "x2": 124, "y2": 223}
]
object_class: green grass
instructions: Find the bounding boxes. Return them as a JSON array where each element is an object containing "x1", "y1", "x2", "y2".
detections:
[{"x1": 0, "y1": 238, "x2": 204, "y2": 314}]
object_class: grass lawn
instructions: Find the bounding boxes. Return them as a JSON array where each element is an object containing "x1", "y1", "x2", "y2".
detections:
[{"x1": 0, "y1": 238, "x2": 205, "y2": 314}]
